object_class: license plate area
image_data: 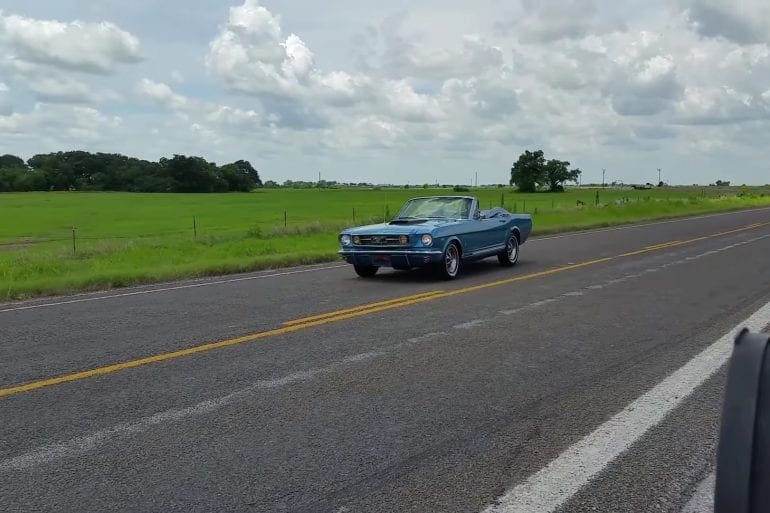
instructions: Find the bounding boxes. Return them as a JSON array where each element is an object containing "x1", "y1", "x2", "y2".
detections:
[{"x1": 373, "y1": 255, "x2": 391, "y2": 264}]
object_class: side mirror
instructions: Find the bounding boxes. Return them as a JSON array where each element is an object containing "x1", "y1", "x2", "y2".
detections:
[
  {"x1": 715, "y1": 329, "x2": 770, "y2": 512},
  {"x1": 474, "y1": 210, "x2": 484, "y2": 220}
]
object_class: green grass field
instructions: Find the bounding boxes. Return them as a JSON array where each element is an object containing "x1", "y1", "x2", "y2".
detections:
[{"x1": 1, "y1": 186, "x2": 769, "y2": 300}]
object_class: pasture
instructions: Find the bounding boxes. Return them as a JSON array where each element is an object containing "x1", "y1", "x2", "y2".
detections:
[{"x1": 1, "y1": 186, "x2": 769, "y2": 299}]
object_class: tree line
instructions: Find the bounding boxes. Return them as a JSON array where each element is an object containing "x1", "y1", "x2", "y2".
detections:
[{"x1": 0, "y1": 152, "x2": 263, "y2": 192}]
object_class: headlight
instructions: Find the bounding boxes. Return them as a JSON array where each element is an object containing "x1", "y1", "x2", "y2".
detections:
[
  {"x1": 340, "y1": 234, "x2": 352, "y2": 246},
  {"x1": 352, "y1": 235, "x2": 361, "y2": 245},
  {"x1": 399, "y1": 235, "x2": 409, "y2": 245},
  {"x1": 421, "y1": 234, "x2": 433, "y2": 246}
]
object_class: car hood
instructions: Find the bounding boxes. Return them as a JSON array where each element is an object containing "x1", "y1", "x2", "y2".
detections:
[{"x1": 343, "y1": 219, "x2": 461, "y2": 235}]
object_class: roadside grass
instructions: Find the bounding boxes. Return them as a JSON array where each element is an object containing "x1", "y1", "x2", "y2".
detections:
[{"x1": 1, "y1": 186, "x2": 769, "y2": 300}]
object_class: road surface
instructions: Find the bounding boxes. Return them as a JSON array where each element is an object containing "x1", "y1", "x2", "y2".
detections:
[{"x1": 3, "y1": 207, "x2": 770, "y2": 512}]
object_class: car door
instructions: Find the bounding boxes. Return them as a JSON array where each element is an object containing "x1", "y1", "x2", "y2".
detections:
[
  {"x1": 476, "y1": 212, "x2": 509, "y2": 252},
  {"x1": 464, "y1": 207, "x2": 506, "y2": 255}
]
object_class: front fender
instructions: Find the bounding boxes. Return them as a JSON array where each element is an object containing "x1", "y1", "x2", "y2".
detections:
[{"x1": 436, "y1": 235, "x2": 463, "y2": 257}]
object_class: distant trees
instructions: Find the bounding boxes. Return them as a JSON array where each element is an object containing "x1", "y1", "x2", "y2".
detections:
[
  {"x1": 510, "y1": 149, "x2": 581, "y2": 192},
  {"x1": 0, "y1": 151, "x2": 263, "y2": 192}
]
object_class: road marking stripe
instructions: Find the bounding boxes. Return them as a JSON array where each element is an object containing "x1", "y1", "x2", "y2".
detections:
[
  {"x1": 0, "y1": 331, "x2": 449, "y2": 473},
  {"x1": 281, "y1": 291, "x2": 444, "y2": 326},
  {"x1": 481, "y1": 300, "x2": 770, "y2": 513},
  {"x1": 1, "y1": 221, "x2": 768, "y2": 399},
  {"x1": 0, "y1": 264, "x2": 349, "y2": 314},
  {"x1": 645, "y1": 240, "x2": 681, "y2": 249},
  {"x1": 681, "y1": 472, "x2": 715, "y2": 513}
]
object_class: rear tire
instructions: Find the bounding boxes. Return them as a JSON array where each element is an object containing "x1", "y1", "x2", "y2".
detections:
[
  {"x1": 498, "y1": 232, "x2": 520, "y2": 266},
  {"x1": 436, "y1": 242, "x2": 461, "y2": 280},
  {"x1": 354, "y1": 265, "x2": 378, "y2": 277}
]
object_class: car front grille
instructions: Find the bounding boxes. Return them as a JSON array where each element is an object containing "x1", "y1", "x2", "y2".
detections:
[{"x1": 356, "y1": 235, "x2": 408, "y2": 246}]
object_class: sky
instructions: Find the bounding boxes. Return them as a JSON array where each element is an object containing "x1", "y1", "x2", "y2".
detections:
[{"x1": 0, "y1": 0, "x2": 769, "y2": 185}]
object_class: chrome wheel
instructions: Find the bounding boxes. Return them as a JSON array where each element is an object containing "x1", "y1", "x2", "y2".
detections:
[
  {"x1": 507, "y1": 237, "x2": 518, "y2": 261},
  {"x1": 444, "y1": 243, "x2": 459, "y2": 278},
  {"x1": 498, "y1": 233, "x2": 519, "y2": 267}
]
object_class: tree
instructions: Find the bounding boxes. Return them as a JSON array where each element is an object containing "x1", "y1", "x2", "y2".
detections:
[
  {"x1": 544, "y1": 159, "x2": 581, "y2": 192},
  {"x1": 219, "y1": 160, "x2": 262, "y2": 190},
  {"x1": 219, "y1": 160, "x2": 261, "y2": 192},
  {"x1": 0, "y1": 154, "x2": 25, "y2": 169},
  {"x1": 510, "y1": 150, "x2": 545, "y2": 193},
  {"x1": 160, "y1": 155, "x2": 225, "y2": 192}
]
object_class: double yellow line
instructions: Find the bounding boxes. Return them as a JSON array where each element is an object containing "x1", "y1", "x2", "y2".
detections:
[{"x1": 1, "y1": 220, "x2": 768, "y2": 399}]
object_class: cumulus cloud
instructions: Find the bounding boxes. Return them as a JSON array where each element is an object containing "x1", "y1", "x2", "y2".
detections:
[
  {"x1": 207, "y1": 0, "x2": 371, "y2": 105},
  {"x1": 674, "y1": 86, "x2": 770, "y2": 124},
  {"x1": 26, "y1": 76, "x2": 93, "y2": 103},
  {"x1": 0, "y1": 82, "x2": 10, "y2": 115},
  {"x1": 355, "y1": 14, "x2": 505, "y2": 81},
  {"x1": 137, "y1": 78, "x2": 189, "y2": 110},
  {"x1": 684, "y1": 0, "x2": 770, "y2": 45},
  {"x1": 0, "y1": 12, "x2": 141, "y2": 74},
  {"x1": 0, "y1": 103, "x2": 122, "y2": 144},
  {"x1": 607, "y1": 53, "x2": 684, "y2": 116},
  {"x1": 496, "y1": 0, "x2": 624, "y2": 43}
]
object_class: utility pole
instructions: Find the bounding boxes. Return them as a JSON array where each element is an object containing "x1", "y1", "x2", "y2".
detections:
[
  {"x1": 475, "y1": 171, "x2": 478, "y2": 188},
  {"x1": 658, "y1": 168, "x2": 661, "y2": 185},
  {"x1": 318, "y1": 171, "x2": 321, "y2": 184},
  {"x1": 602, "y1": 169, "x2": 606, "y2": 188}
]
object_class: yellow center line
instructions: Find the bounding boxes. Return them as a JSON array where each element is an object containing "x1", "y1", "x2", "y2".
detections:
[
  {"x1": 2, "y1": 220, "x2": 769, "y2": 399},
  {"x1": 645, "y1": 240, "x2": 681, "y2": 250},
  {"x1": 282, "y1": 290, "x2": 445, "y2": 326}
]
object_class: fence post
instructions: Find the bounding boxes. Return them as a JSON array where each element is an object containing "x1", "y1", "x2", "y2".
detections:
[
  {"x1": 193, "y1": 216, "x2": 197, "y2": 241},
  {"x1": 72, "y1": 227, "x2": 76, "y2": 256},
  {"x1": 523, "y1": 200, "x2": 526, "y2": 212},
  {"x1": 353, "y1": 207, "x2": 356, "y2": 223},
  {"x1": 595, "y1": 190, "x2": 600, "y2": 206},
  {"x1": 501, "y1": 192, "x2": 504, "y2": 207},
  {"x1": 552, "y1": 199, "x2": 554, "y2": 209},
  {"x1": 284, "y1": 210, "x2": 287, "y2": 228}
]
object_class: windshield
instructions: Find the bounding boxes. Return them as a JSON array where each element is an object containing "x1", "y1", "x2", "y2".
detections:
[{"x1": 396, "y1": 197, "x2": 472, "y2": 220}]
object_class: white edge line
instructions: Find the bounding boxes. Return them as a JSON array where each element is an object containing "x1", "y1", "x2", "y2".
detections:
[
  {"x1": 482, "y1": 298, "x2": 770, "y2": 513},
  {"x1": 2, "y1": 206, "x2": 768, "y2": 313},
  {"x1": 681, "y1": 472, "x2": 715, "y2": 513},
  {"x1": 0, "y1": 264, "x2": 347, "y2": 313}
]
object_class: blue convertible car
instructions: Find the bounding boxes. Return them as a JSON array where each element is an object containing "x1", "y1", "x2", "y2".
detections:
[{"x1": 338, "y1": 196, "x2": 532, "y2": 279}]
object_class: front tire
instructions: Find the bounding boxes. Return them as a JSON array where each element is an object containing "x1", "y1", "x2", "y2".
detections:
[
  {"x1": 354, "y1": 265, "x2": 378, "y2": 277},
  {"x1": 436, "y1": 242, "x2": 461, "y2": 280},
  {"x1": 498, "y1": 232, "x2": 520, "y2": 266}
]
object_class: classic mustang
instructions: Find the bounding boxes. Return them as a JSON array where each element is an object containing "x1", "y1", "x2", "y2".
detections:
[{"x1": 338, "y1": 196, "x2": 532, "y2": 279}]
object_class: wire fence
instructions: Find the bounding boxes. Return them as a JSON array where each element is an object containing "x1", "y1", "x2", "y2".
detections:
[{"x1": 1, "y1": 189, "x2": 765, "y2": 256}]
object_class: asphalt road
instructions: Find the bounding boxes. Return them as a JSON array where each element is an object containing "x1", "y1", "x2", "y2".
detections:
[{"x1": 2, "y1": 207, "x2": 770, "y2": 513}]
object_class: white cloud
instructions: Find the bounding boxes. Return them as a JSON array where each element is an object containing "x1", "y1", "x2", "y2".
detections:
[
  {"x1": 0, "y1": 82, "x2": 10, "y2": 115},
  {"x1": 674, "y1": 86, "x2": 770, "y2": 124},
  {"x1": 384, "y1": 80, "x2": 444, "y2": 122},
  {"x1": 0, "y1": 103, "x2": 122, "y2": 144},
  {"x1": 0, "y1": 12, "x2": 141, "y2": 73},
  {"x1": 355, "y1": 14, "x2": 506, "y2": 81},
  {"x1": 137, "y1": 78, "x2": 188, "y2": 110},
  {"x1": 493, "y1": 0, "x2": 626, "y2": 44},
  {"x1": 26, "y1": 76, "x2": 92, "y2": 103},
  {"x1": 684, "y1": 0, "x2": 770, "y2": 45}
]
